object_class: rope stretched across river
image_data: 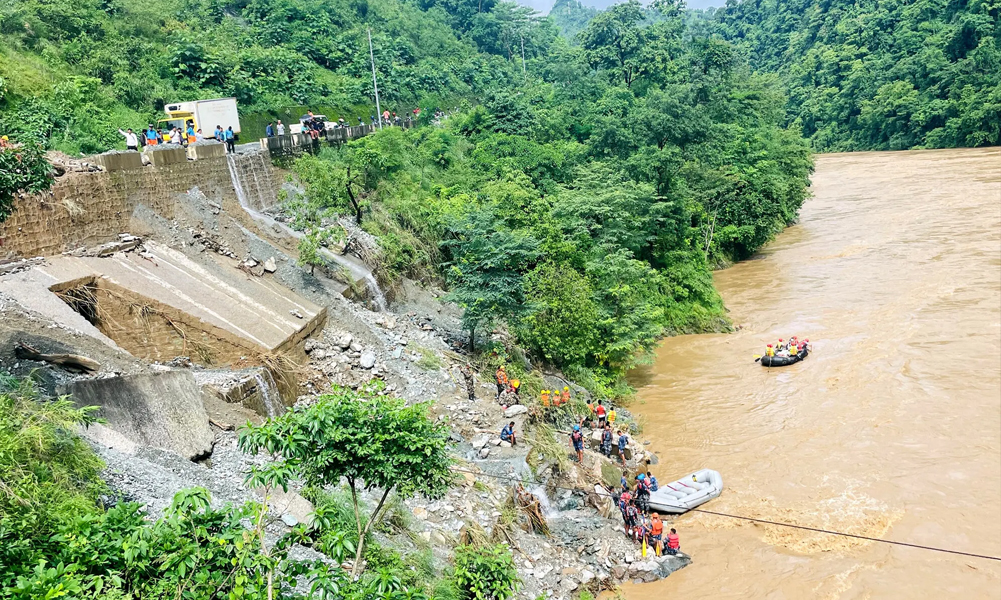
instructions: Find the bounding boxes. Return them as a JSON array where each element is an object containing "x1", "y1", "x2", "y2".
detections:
[{"x1": 447, "y1": 466, "x2": 1001, "y2": 562}]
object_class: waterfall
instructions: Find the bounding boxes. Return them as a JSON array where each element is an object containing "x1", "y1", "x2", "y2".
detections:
[
  {"x1": 528, "y1": 484, "x2": 557, "y2": 518},
  {"x1": 226, "y1": 153, "x2": 388, "y2": 311},
  {"x1": 254, "y1": 369, "x2": 283, "y2": 417}
]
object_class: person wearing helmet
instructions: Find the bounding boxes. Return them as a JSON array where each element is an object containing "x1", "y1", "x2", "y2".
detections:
[
  {"x1": 541, "y1": 389, "x2": 550, "y2": 407},
  {"x1": 561, "y1": 387, "x2": 570, "y2": 405},
  {"x1": 570, "y1": 425, "x2": 584, "y2": 463},
  {"x1": 765, "y1": 343, "x2": 775, "y2": 358},
  {"x1": 635, "y1": 473, "x2": 651, "y2": 514}
]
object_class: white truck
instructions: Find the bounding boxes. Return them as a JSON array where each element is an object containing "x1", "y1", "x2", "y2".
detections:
[{"x1": 159, "y1": 98, "x2": 241, "y2": 137}]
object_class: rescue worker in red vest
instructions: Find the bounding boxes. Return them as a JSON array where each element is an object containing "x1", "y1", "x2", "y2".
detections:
[
  {"x1": 666, "y1": 528, "x2": 681, "y2": 555},
  {"x1": 595, "y1": 399, "x2": 608, "y2": 428},
  {"x1": 561, "y1": 387, "x2": 570, "y2": 405}
]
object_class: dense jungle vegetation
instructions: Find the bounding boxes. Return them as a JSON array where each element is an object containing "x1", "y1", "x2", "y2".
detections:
[{"x1": 706, "y1": 0, "x2": 1001, "y2": 150}]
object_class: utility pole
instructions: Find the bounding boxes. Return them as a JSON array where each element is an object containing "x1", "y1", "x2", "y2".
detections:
[
  {"x1": 368, "y1": 28, "x2": 382, "y2": 129},
  {"x1": 520, "y1": 34, "x2": 527, "y2": 81}
]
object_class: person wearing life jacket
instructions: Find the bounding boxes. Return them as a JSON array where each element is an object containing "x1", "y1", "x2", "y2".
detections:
[
  {"x1": 765, "y1": 343, "x2": 775, "y2": 357},
  {"x1": 634, "y1": 473, "x2": 651, "y2": 514},
  {"x1": 666, "y1": 528, "x2": 681, "y2": 555},
  {"x1": 186, "y1": 121, "x2": 196, "y2": 145},
  {"x1": 495, "y1": 366, "x2": 508, "y2": 398},
  {"x1": 601, "y1": 425, "x2": 613, "y2": 457},
  {"x1": 608, "y1": 406, "x2": 616, "y2": 427},
  {"x1": 561, "y1": 387, "x2": 570, "y2": 405},
  {"x1": 595, "y1": 400, "x2": 607, "y2": 428},
  {"x1": 541, "y1": 389, "x2": 550, "y2": 407},
  {"x1": 510, "y1": 379, "x2": 520, "y2": 398},
  {"x1": 570, "y1": 425, "x2": 584, "y2": 463},
  {"x1": 646, "y1": 471, "x2": 659, "y2": 492},
  {"x1": 649, "y1": 513, "x2": 664, "y2": 555},
  {"x1": 145, "y1": 125, "x2": 158, "y2": 146}
]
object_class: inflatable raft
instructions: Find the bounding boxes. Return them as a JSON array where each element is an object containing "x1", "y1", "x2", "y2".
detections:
[
  {"x1": 647, "y1": 469, "x2": 723, "y2": 514},
  {"x1": 760, "y1": 346, "x2": 809, "y2": 367}
]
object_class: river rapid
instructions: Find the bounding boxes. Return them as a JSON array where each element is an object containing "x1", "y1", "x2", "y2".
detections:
[{"x1": 623, "y1": 148, "x2": 1001, "y2": 599}]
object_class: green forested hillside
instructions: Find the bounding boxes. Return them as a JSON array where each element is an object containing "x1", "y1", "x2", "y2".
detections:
[
  {"x1": 0, "y1": 0, "x2": 813, "y2": 392},
  {"x1": 284, "y1": 0, "x2": 813, "y2": 391},
  {"x1": 0, "y1": 0, "x2": 554, "y2": 154},
  {"x1": 711, "y1": 0, "x2": 1001, "y2": 150}
]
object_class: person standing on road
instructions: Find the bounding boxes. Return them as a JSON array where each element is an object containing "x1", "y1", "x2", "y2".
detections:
[
  {"x1": 144, "y1": 125, "x2": 158, "y2": 146},
  {"x1": 276, "y1": 120, "x2": 285, "y2": 136},
  {"x1": 215, "y1": 125, "x2": 226, "y2": 146},
  {"x1": 225, "y1": 126, "x2": 235, "y2": 153},
  {"x1": 118, "y1": 128, "x2": 139, "y2": 151},
  {"x1": 266, "y1": 122, "x2": 275, "y2": 137}
]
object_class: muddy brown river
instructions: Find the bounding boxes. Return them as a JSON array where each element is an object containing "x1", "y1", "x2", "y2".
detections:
[{"x1": 623, "y1": 148, "x2": 1001, "y2": 599}]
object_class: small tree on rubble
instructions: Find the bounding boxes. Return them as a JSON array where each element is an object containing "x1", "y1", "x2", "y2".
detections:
[{"x1": 238, "y1": 382, "x2": 454, "y2": 577}]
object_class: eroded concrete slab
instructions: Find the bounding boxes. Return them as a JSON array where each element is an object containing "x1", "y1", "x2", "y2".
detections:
[{"x1": 0, "y1": 240, "x2": 325, "y2": 364}]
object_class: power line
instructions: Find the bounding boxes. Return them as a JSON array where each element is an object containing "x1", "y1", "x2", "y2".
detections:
[{"x1": 447, "y1": 466, "x2": 1001, "y2": 562}]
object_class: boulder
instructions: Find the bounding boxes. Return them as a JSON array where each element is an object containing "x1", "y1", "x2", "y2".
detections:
[
  {"x1": 258, "y1": 487, "x2": 314, "y2": 526},
  {"x1": 504, "y1": 404, "x2": 528, "y2": 417},
  {"x1": 470, "y1": 433, "x2": 491, "y2": 449},
  {"x1": 336, "y1": 334, "x2": 353, "y2": 350},
  {"x1": 413, "y1": 507, "x2": 429, "y2": 520},
  {"x1": 499, "y1": 440, "x2": 512, "y2": 448},
  {"x1": 62, "y1": 371, "x2": 213, "y2": 460},
  {"x1": 263, "y1": 257, "x2": 277, "y2": 272},
  {"x1": 478, "y1": 447, "x2": 490, "y2": 459},
  {"x1": 359, "y1": 352, "x2": 377, "y2": 369}
]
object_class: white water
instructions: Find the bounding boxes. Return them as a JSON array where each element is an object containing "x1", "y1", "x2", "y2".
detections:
[
  {"x1": 225, "y1": 153, "x2": 387, "y2": 311},
  {"x1": 528, "y1": 484, "x2": 557, "y2": 519},
  {"x1": 253, "y1": 369, "x2": 283, "y2": 417}
]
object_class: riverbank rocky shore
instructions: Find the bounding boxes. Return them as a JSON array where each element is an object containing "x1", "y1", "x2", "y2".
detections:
[{"x1": 0, "y1": 154, "x2": 691, "y2": 596}]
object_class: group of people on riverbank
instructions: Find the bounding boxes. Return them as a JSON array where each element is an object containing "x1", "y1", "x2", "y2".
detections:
[{"x1": 614, "y1": 470, "x2": 681, "y2": 555}]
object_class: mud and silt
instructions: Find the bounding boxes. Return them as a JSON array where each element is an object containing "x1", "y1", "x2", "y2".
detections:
[{"x1": 624, "y1": 148, "x2": 1001, "y2": 598}]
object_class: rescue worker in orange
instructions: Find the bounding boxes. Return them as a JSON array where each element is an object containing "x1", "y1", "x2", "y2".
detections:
[
  {"x1": 561, "y1": 386, "x2": 571, "y2": 405},
  {"x1": 649, "y1": 513, "x2": 664, "y2": 555},
  {"x1": 541, "y1": 389, "x2": 551, "y2": 407},
  {"x1": 495, "y1": 366, "x2": 508, "y2": 398}
]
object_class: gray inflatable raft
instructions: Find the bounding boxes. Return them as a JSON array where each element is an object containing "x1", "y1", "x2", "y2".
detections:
[{"x1": 647, "y1": 469, "x2": 723, "y2": 514}]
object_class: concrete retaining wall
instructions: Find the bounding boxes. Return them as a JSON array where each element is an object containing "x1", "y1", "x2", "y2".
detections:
[
  {"x1": 0, "y1": 157, "x2": 238, "y2": 258},
  {"x1": 62, "y1": 370, "x2": 215, "y2": 460}
]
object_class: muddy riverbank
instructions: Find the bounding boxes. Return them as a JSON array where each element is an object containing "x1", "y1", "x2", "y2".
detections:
[{"x1": 622, "y1": 148, "x2": 1001, "y2": 598}]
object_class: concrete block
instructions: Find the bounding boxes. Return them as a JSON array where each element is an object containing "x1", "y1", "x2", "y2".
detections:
[
  {"x1": 92, "y1": 151, "x2": 143, "y2": 172},
  {"x1": 187, "y1": 142, "x2": 226, "y2": 160},
  {"x1": 146, "y1": 146, "x2": 188, "y2": 167},
  {"x1": 62, "y1": 370, "x2": 215, "y2": 460}
]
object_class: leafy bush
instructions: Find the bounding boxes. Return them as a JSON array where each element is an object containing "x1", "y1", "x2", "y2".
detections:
[
  {"x1": 0, "y1": 142, "x2": 53, "y2": 223},
  {"x1": 453, "y1": 544, "x2": 519, "y2": 600}
]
